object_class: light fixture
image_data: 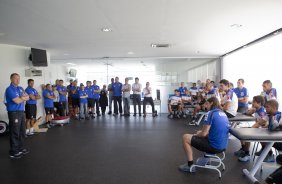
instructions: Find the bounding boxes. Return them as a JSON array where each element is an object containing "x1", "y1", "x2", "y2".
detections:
[
  {"x1": 63, "y1": 53, "x2": 69, "y2": 56},
  {"x1": 101, "y1": 28, "x2": 112, "y2": 32},
  {"x1": 230, "y1": 24, "x2": 242, "y2": 28},
  {"x1": 151, "y1": 43, "x2": 171, "y2": 48},
  {"x1": 127, "y1": 51, "x2": 134, "y2": 55},
  {"x1": 66, "y1": 63, "x2": 76, "y2": 66}
]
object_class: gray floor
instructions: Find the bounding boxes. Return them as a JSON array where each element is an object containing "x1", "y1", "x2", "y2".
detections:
[{"x1": 0, "y1": 115, "x2": 278, "y2": 184}]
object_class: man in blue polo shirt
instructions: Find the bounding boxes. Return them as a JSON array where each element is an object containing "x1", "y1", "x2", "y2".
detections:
[
  {"x1": 179, "y1": 97, "x2": 230, "y2": 172},
  {"x1": 233, "y1": 78, "x2": 249, "y2": 113},
  {"x1": 25, "y1": 79, "x2": 41, "y2": 136},
  {"x1": 57, "y1": 80, "x2": 67, "y2": 116},
  {"x1": 112, "y1": 77, "x2": 123, "y2": 116},
  {"x1": 5, "y1": 73, "x2": 29, "y2": 159},
  {"x1": 85, "y1": 81, "x2": 95, "y2": 118},
  {"x1": 178, "y1": 82, "x2": 187, "y2": 97},
  {"x1": 43, "y1": 84, "x2": 56, "y2": 128},
  {"x1": 93, "y1": 80, "x2": 101, "y2": 116},
  {"x1": 70, "y1": 80, "x2": 79, "y2": 119}
]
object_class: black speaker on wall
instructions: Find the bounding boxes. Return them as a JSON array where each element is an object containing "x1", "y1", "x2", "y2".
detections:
[{"x1": 156, "y1": 89, "x2": 160, "y2": 100}]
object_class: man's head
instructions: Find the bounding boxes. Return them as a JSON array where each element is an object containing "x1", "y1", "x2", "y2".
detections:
[
  {"x1": 70, "y1": 79, "x2": 73, "y2": 84},
  {"x1": 46, "y1": 84, "x2": 51, "y2": 91},
  {"x1": 206, "y1": 83, "x2": 214, "y2": 91},
  {"x1": 174, "y1": 89, "x2": 180, "y2": 96},
  {"x1": 265, "y1": 99, "x2": 279, "y2": 115},
  {"x1": 180, "y1": 82, "x2": 184, "y2": 87},
  {"x1": 206, "y1": 79, "x2": 211, "y2": 84},
  {"x1": 192, "y1": 83, "x2": 196, "y2": 87},
  {"x1": 55, "y1": 79, "x2": 60, "y2": 86},
  {"x1": 111, "y1": 78, "x2": 114, "y2": 83},
  {"x1": 135, "y1": 77, "x2": 139, "y2": 83},
  {"x1": 81, "y1": 84, "x2": 85, "y2": 90},
  {"x1": 219, "y1": 79, "x2": 229, "y2": 91},
  {"x1": 52, "y1": 85, "x2": 57, "y2": 91},
  {"x1": 125, "y1": 78, "x2": 129, "y2": 84},
  {"x1": 185, "y1": 89, "x2": 189, "y2": 95},
  {"x1": 146, "y1": 82, "x2": 150, "y2": 87},
  {"x1": 59, "y1": 80, "x2": 64, "y2": 86},
  {"x1": 205, "y1": 97, "x2": 221, "y2": 111},
  {"x1": 229, "y1": 82, "x2": 234, "y2": 89},
  {"x1": 86, "y1": 81, "x2": 91, "y2": 87},
  {"x1": 237, "y1": 79, "x2": 244, "y2": 89},
  {"x1": 93, "y1": 80, "x2": 97, "y2": 85},
  {"x1": 103, "y1": 84, "x2": 107, "y2": 89},
  {"x1": 115, "y1": 77, "x2": 119, "y2": 83},
  {"x1": 28, "y1": 79, "x2": 34, "y2": 87},
  {"x1": 10, "y1": 73, "x2": 20, "y2": 86},
  {"x1": 262, "y1": 80, "x2": 272, "y2": 92},
  {"x1": 73, "y1": 80, "x2": 77, "y2": 86},
  {"x1": 252, "y1": 95, "x2": 265, "y2": 109}
]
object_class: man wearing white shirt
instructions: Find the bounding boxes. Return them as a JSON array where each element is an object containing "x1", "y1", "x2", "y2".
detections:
[
  {"x1": 143, "y1": 82, "x2": 155, "y2": 117},
  {"x1": 132, "y1": 77, "x2": 142, "y2": 116},
  {"x1": 122, "y1": 78, "x2": 131, "y2": 116}
]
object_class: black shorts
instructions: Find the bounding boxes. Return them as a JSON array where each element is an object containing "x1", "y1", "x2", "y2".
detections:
[
  {"x1": 87, "y1": 98, "x2": 95, "y2": 108},
  {"x1": 72, "y1": 98, "x2": 79, "y2": 107},
  {"x1": 265, "y1": 166, "x2": 282, "y2": 184},
  {"x1": 25, "y1": 104, "x2": 37, "y2": 119},
  {"x1": 191, "y1": 136, "x2": 225, "y2": 154},
  {"x1": 45, "y1": 108, "x2": 54, "y2": 115},
  {"x1": 54, "y1": 102, "x2": 60, "y2": 109},
  {"x1": 60, "y1": 101, "x2": 67, "y2": 110}
]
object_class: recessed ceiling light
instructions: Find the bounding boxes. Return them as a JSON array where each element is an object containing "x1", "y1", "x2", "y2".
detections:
[
  {"x1": 151, "y1": 43, "x2": 171, "y2": 48},
  {"x1": 230, "y1": 24, "x2": 242, "y2": 28},
  {"x1": 101, "y1": 28, "x2": 112, "y2": 32},
  {"x1": 66, "y1": 63, "x2": 76, "y2": 66},
  {"x1": 127, "y1": 51, "x2": 134, "y2": 55}
]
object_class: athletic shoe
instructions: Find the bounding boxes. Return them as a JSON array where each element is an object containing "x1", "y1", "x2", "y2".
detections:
[
  {"x1": 133, "y1": 114, "x2": 137, "y2": 117},
  {"x1": 46, "y1": 124, "x2": 51, "y2": 128},
  {"x1": 143, "y1": 114, "x2": 146, "y2": 117},
  {"x1": 139, "y1": 114, "x2": 142, "y2": 117},
  {"x1": 108, "y1": 111, "x2": 112, "y2": 115},
  {"x1": 263, "y1": 154, "x2": 275, "y2": 162},
  {"x1": 234, "y1": 149, "x2": 245, "y2": 157},
  {"x1": 19, "y1": 149, "x2": 29, "y2": 155},
  {"x1": 26, "y1": 132, "x2": 34, "y2": 136},
  {"x1": 178, "y1": 163, "x2": 195, "y2": 172},
  {"x1": 168, "y1": 114, "x2": 173, "y2": 119},
  {"x1": 238, "y1": 154, "x2": 251, "y2": 162},
  {"x1": 9, "y1": 152, "x2": 22, "y2": 159}
]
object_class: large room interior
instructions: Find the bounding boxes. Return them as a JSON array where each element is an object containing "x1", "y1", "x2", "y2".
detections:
[{"x1": 1, "y1": 0, "x2": 282, "y2": 184}]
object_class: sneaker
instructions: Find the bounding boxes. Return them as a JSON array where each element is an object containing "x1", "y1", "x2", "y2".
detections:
[
  {"x1": 143, "y1": 114, "x2": 146, "y2": 117},
  {"x1": 46, "y1": 123, "x2": 51, "y2": 128},
  {"x1": 19, "y1": 149, "x2": 29, "y2": 155},
  {"x1": 9, "y1": 152, "x2": 22, "y2": 159},
  {"x1": 108, "y1": 111, "x2": 112, "y2": 115},
  {"x1": 133, "y1": 114, "x2": 137, "y2": 117},
  {"x1": 263, "y1": 154, "x2": 275, "y2": 162},
  {"x1": 255, "y1": 149, "x2": 263, "y2": 156},
  {"x1": 26, "y1": 132, "x2": 34, "y2": 136},
  {"x1": 97, "y1": 113, "x2": 101, "y2": 116},
  {"x1": 113, "y1": 113, "x2": 118, "y2": 116},
  {"x1": 178, "y1": 163, "x2": 195, "y2": 172},
  {"x1": 168, "y1": 114, "x2": 173, "y2": 119},
  {"x1": 234, "y1": 149, "x2": 245, "y2": 157},
  {"x1": 139, "y1": 114, "x2": 142, "y2": 117},
  {"x1": 238, "y1": 154, "x2": 251, "y2": 162}
]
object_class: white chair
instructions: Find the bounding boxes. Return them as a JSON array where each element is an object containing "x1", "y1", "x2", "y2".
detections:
[{"x1": 190, "y1": 152, "x2": 226, "y2": 178}]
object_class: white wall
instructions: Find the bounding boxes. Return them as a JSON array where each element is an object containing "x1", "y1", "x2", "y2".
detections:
[
  {"x1": 222, "y1": 33, "x2": 282, "y2": 110},
  {"x1": 0, "y1": 44, "x2": 68, "y2": 123}
]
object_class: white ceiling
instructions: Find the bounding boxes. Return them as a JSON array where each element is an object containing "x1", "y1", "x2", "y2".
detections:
[{"x1": 0, "y1": 0, "x2": 282, "y2": 60}]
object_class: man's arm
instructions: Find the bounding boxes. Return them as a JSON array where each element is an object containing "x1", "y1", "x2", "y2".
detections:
[{"x1": 195, "y1": 125, "x2": 211, "y2": 137}]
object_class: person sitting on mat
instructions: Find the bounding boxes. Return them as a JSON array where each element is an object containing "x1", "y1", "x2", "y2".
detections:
[
  {"x1": 179, "y1": 97, "x2": 230, "y2": 172},
  {"x1": 234, "y1": 95, "x2": 268, "y2": 162}
]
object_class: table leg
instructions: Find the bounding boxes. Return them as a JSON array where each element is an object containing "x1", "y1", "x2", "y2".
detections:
[{"x1": 243, "y1": 142, "x2": 274, "y2": 183}]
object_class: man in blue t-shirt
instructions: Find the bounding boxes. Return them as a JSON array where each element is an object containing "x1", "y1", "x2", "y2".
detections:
[
  {"x1": 79, "y1": 84, "x2": 89, "y2": 120},
  {"x1": 43, "y1": 84, "x2": 56, "y2": 128},
  {"x1": 112, "y1": 77, "x2": 123, "y2": 116},
  {"x1": 25, "y1": 79, "x2": 41, "y2": 136},
  {"x1": 85, "y1": 81, "x2": 95, "y2": 118},
  {"x1": 233, "y1": 79, "x2": 249, "y2": 113},
  {"x1": 57, "y1": 80, "x2": 67, "y2": 116},
  {"x1": 5, "y1": 73, "x2": 30, "y2": 159},
  {"x1": 93, "y1": 80, "x2": 101, "y2": 116},
  {"x1": 178, "y1": 82, "x2": 187, "y2": 97},
  {"x1": 179, "y1": 97, "x2": 230, "y2": 172},
  {"x1": 70, "y1": 80, "x2": 79, "y2": 118}
]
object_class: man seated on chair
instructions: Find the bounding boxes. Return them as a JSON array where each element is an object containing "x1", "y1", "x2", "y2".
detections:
[
  {"x1": 189, "y1": 83, "x2": 198, "y2": 101},
  {"x1": 234, "y1": 95, "x2": 268, "y2": 162},
  {"x1": 254, "y1": 99, "x2": 282, "y2": 163},
  {"x1": 180, "y1": 90, "x2": 192, "y2": 118},
  {"x1": 168, "y1": 89, "x2": 182, "y2": 118},
  {"x1": 190, "y1": 83, "x2": 217, "y2": 123},
  {"x1": 219, "y1": 79, "x2": 238, "y2": 118},
  {"x1": 179, "y1": 97, "x2": 230, "y2": 172}
]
